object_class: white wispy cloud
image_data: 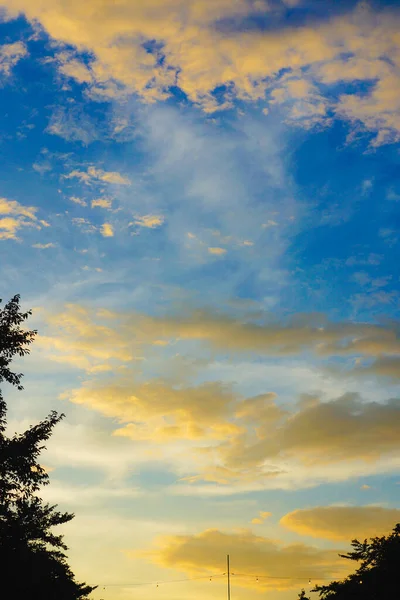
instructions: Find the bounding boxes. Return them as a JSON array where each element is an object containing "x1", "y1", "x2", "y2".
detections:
[
  {"x1": 32, "y1": 242, "x2": 56, "y2": 249},
  {"x1": 0, "y1": 41, "x2": 27, "y2": 77}
]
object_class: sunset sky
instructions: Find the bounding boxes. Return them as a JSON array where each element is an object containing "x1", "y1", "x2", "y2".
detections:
[{"x1": 1, "y1": 0, "x2": 400, "y2": 599}]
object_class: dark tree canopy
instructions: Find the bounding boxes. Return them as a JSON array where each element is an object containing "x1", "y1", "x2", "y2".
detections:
[
  {"x1": 0, "y1": 294, "x2": 36, "y2": 390},
  {"x1": 298, "y1": 523, "x2": 400, "y2": 599},
  {"x1": 0, "y1": 295, "x2": 96, "y2": 599}
]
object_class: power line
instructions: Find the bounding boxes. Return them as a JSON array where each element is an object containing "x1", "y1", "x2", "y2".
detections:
[
  {"x1": 95, "y1": 571, "x2": 330, "y2": 589},
  {"x1": 96, "y1": 573, "x2": 226, "y2": 588}
]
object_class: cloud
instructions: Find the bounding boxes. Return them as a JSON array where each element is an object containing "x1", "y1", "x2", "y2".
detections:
[
  {"x1": 208, "y1": 247, "x2": 227, "y2": 256},
  {"x1": 251, "y1": 511, "x2": 272, "y2": 525},
  {"x1": 132, "y1": 214, "x2": 164, "y2": 228},
  {"x1": 61, "y1": 377, "x2": 400, "y2": 486},
  {"x1": 0, "y1": 197, "x2": 44, "y2": 240},
  {"x1": 38, "y1": 304, "x2": 400, "y2": 374},
  {"x1": 111, "y1": 309, "x2": 400, "y2": 359},
  {"x1": 70, "y1": 196, "x2": 87, "y2": 207},
  {"x1": 141, "y1": 528, "x2": 348, "y2": 590},
  {"x1": 0, "y1": 41, "x2": 27, "y2": 77},
  {"x1": 217, "y1": 393, "x2": 400, "y2": 473},
  {"x1": 280, "y1": 506, "x2": 400, "y2": 541},
  {"x1": 35, "y1": 305, "x2": 400, "y2": 486},
  {"x1": 37, "y1": 304, "x2": 134, "y2": 371},
  {"x1": 3, "y1": 2, "x2": 400, "y2": 143},
  {"x1": 65, "y1": 166, "x2": 130, "y2": 185},
  {"x1": 100, "y1": 222, "x2": 114, "y2": 237},
  {"x1": 71, "y1": 217, "x2": 97, "y2": 234},
  {"x1": 32, "y1": 242, "x2": 56, "y2": 249},
  {"x1": 352, "y1": 356, "x2": 400, "y2": 382},
  {"x1": 91, "y1": 198, "x2": 112, "y2": 209},
  {"x1": 47, "y1": 106, "x2": 101, "y2": 144},
  {"x1": 63, "y1": 380, "x2": 240, "y2": 444}
]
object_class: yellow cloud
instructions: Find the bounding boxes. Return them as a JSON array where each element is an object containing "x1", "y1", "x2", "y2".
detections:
[
  {"x1": 59, "y1": 374, "x2": 400, "y2": 483},
  {"x1": 280, "y1": 506, "x2": 400, "y2": 541},
  {"x1": 65, "y1": 166, "x2": 130, "y2": 185},
  {"x1": 208, "y1": 247, "x2": 227, "y2": 255},
  {"x1": 251, "y1": 511, "x2": 272, "y2": 525},
  {"x1": 64, "y1": 380, "x2": 240, "y2": 443},
  {"x1": 32, "y1": 242, "x2": 56, "y2": 249},
  {"x1": 219, "y1": 393, "x2": 400, "y2": 473},
  {"x1": 91, "y1": 197, "x2": 112, "y2": 209},
  {"x1": 140, "y1": 528, "x2": 348, "y2": 590},
  {"x1": 37, "y1": 304, "x2": 134, "y2": 370},
  {"x1": 37, "y1": 304, "x2": 400, "y2": 484},
  {"x1": 0, "y1": 197, "x2": 43, "y2": 240},
  {"x1": 132, "y1": 214, "x2": 164, "y2": 228},
  {"x1": 100, "y1": 222, "x2": 114, "y2": 237},
  {"x1": 2, "y1": 1, "x2": 400, "y2": 142}
]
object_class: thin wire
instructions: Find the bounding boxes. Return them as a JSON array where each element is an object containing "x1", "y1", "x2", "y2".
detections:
[
  {"x1": 232, "y1": 572, "x2": 331, "y2": 580},
  {"x1": 97, "y1": 573, "x2": 226, "y2": 588},
  {"x1": 95, "y1": 572, "x2": 330, "y2": 588}
]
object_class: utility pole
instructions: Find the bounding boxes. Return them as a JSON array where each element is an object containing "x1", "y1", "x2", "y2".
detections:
[{"x1": 227, "y1": 554, "x2": 231, "y2": 600}]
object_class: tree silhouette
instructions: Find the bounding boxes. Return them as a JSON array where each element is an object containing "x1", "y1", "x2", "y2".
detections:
[
  {"x1": 0, "y1": 295, "x2": 96, "y2": 599},
  {"x1": 297, "y1": 523, "x2": 400, "y2": 599}
]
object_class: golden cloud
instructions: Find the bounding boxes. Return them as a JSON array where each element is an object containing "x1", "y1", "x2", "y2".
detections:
[
  {"x1": 3, "y1": 1, "x2": 400, "y2": 142},
  {"x1": 251, "y1": 510, "x2": 272, "y2": 525},
  {"x1": 64, "y1": 379, "x2": 240, "y2": 443},
  {"x1": 208, "y1": 247, "x2": 227, "y2": 255},
  {"x1": 38, "y1": 304, "x2": 400, "y2": 484},
  {"x1": 219, "y1": 393, "x2": 400, "y2": 472},
  {"x1": 0, "y1": 197, "x2": 45, "y2": 240},
  {"x1": 91, "y1": 197, "x2": 112, "y2": 209},
  {"x1": 65, "y1": 166, "x2": 130, "y2": 185},
  {"x1": 100, "y1": 222, "x2": 114, "y2": 237},
  {"x1": 61, "y1": 375, "x2": 400, "y2": 483},
  {"x1": 37, "y1": 304, "x2": 134, "y2": 371},
  {"x1": 141, "y1": 528, "x2": 348, "y2": 590},
  {"x1": 103, "y1": 309, "x2": 400, "y2": 360},
  {"x1": 132, "y1": 214, "x2": 164, "y2": 228},
  {"x1": 280, "y1": 506, "x2": 400, "y2": 541}
]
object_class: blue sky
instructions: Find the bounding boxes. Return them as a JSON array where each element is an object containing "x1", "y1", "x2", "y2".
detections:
[{"x1": 1, "y1": 1, "x2": 400, "y2": 599}]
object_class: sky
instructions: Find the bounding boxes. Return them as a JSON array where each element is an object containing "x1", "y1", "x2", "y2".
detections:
[{"x1": 1, "y1": 0, "x2": 400, "y2": 598}]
